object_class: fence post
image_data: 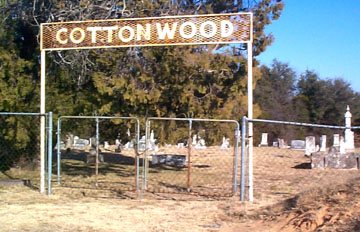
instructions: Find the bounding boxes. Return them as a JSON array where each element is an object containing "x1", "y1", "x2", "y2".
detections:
[
  {"x1": 135, "y1": 118, "x2": 140, "y2": 190},
  {"x1": 187, "y1": 119, "x2": 192, "y2": 192},
  {"x1": 241, "y1": 116, "x2": 247, "y2": 201},
  {"x1": 233, "y1": 123, "x2": 240, "y2": 196},
  {"x1": 47, "y1": 112, "x2": 53, "y2": 195},
  {"x1": 57, "y1": 117, "x2": 61, "y2": 184},
  {"x1": 95, "y1": 117, "x2": 99, "y2": 186}
]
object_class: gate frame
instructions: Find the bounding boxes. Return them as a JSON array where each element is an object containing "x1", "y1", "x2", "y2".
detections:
[
  {"x1": 143, "y1": 117, "x2": 240, "y2": 197},
  {"x1": 0, "y1": 112, "x2": 53, "y2": 195},
  {"x1": 57, "y1": 115, "x2": 140, "y2": 190}
]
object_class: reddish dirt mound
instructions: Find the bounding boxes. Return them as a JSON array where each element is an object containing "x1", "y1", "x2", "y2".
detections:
[{"x1": 224, "y1": 176, "x2": 360, "y2": 232}]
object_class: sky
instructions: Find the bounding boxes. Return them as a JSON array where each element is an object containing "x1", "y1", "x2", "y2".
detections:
[{"x1": 257, "y1": 0, "x2": 360, "y2": 92}]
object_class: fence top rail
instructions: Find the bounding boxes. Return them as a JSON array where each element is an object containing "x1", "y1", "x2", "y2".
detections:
[
  {"x1": 58, "y1": 115, "x2": 139, "y2": 122},
  {"x1": 245, "y1": 117, "x2": 358, "y2": 130},
  {"x1": 147, "y1": 117, "x2": 239, "y2": 127},
  {"x1": 0, "y1": 112, "x2": 48, "y2": 116}
]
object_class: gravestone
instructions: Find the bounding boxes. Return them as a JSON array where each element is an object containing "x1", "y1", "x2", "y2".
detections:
[
  {"x1": 311, "y1": 152, "x2": 360, "y2": 169},
  {"x1": 55, "y1": 141, "x2": 66, "y2": 150},
  {"x1": 272, "y1": 142, "x2": 278, "y2": 147},
  {"x1": 73, "y1": 137, "x2": 89, "y2": 149},
  {"x1": 290, "y1": 140, "x2": 305, "y2": 150},
  {"x1": 259, "y1": 133, "x2": 268, "y2": 147},
  {"x1": 220, "y1": 137, "x2": 230, "y2": 150},
  {"x1": 177, "y1": 143, "x2": 184, "y2": 148},
  {"x1": 305, "y1": 136, "x2": 316, "y2": 156},
  {"x1": 192, "y1": 135, "x2": 197, "y2": 145},
  {"x1": 278, "y1": 138, "x2": 286, "y2": 149},
  {"x1": 152, "y1": 154, "x2": 186, "y2": 166},
  {"x1": 320, "y1": 135, "x2": 327, "y2": 152},
  {"x1": 195, "y1": 136, "x2": 206, "y2": 149},
  {"x1": 104, "y1": 141, "x2": 110, "y2": 149},
  {"x1": 65, "y1": 134, "x2": 74, "y2": 148}
]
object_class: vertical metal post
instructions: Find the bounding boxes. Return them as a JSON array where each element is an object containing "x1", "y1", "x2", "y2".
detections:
[
  {"x1": 143, "y1": 120, "x2": 150, "y2": 190},
  {"x1": 95, "y1": 117, "x2": 99, "y2": 186},
  {"x1": 187, "y1": 119, "x2": 192, "y2": 191},
  {"x1": 57, "y1": 118, "x2": 61, "y2": 184},
  {"x1": 136, "y1": 119, "x2": 140, "y2": 190},
  {"x1": 47, "y1": 112, "x2": 53, "y2": 195},
  {"x1": 233, "y1": 124, "x2": 240, "y2": 196},
  {"x1": 40, "y1": 50, "x2": 46, "y2": 194},
  {"x1": 241, "y1": 116, "x2": 247, "y2": 201},
  {"x1": 247, "y1": 41, "x2": 254, "y2": 202}
]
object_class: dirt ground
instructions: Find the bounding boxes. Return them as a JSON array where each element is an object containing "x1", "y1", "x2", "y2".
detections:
[{"x1": 1, "y1": 147, "x2": 360, "y2": 231}]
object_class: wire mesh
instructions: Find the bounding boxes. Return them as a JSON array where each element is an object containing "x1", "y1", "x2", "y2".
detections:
[
  {"x1": 144, "y1": 118, "x2": 239, "y2": 197},
  {"x1": 0, "y1": 113, "x2": 45, "y2": 188},
  {"x1": 244, "y1": 118, "x2": 360, "y2": 203},
  {"x1": 57, "y1": 116, "x2": 140, "y2": 192}
]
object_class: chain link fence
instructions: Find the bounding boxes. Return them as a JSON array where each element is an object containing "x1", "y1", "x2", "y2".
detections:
[
  {"x1": 56, "y1": 116, "x2": 140, "y2": 192},
  {"x1": 242, "y1": 117, "x2": 360, "y2": 203},
  {"x1": 0, "y1": 112, "x2": 52, "y2": 192},
  {"x1": 142, "y1": 117, "x2": 240, "y2": 197}
]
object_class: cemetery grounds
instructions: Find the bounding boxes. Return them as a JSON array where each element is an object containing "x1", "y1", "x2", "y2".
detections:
[{"x1": 1, "y1": 146, "x2": 360, "y2": 232}]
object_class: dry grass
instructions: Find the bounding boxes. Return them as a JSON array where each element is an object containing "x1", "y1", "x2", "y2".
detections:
[{"x1": 1, "y1": 146, "x2": 360, "y2": 231}]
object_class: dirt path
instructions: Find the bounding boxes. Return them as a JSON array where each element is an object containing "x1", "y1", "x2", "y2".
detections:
[{"x1": 2, "y1": 147, "x2": 360, "y2": 231}]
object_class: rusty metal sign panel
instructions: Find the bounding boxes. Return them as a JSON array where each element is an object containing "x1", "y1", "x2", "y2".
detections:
[{"x1": 40, "y1": 13, "x2": 252, "y2": 51}]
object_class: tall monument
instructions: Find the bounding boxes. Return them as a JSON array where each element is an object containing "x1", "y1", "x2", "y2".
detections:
[{"x1": 344, "y1": 105, "x2": 355, "y2": 151}]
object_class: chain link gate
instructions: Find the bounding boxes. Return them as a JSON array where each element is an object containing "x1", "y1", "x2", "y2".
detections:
[
  {"x1": 0, "y1": 112, "x2": 53, "y2": 194},
  {"x1": 142, "y1": 117, "x2": 240, "y2": 197},
  {"x1": 57, "y1": 116, "x2": 140, "y2": 192}
]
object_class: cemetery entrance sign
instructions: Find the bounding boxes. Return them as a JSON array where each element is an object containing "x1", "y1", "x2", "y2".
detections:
[
  {"x1": 39, "y1": 13, "x2": 253, "y2": 196},
  {"x1": 41, "y1": 13, "x2": 252, "y2": 50}
]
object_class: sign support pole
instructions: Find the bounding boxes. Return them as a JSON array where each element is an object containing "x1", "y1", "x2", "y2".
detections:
[
  {"x1": 40, "y1": 50, "x2": 46, "y2": 194},
  {"x1": 247, "y1": 41, "x2": 253, "y2": 202}
]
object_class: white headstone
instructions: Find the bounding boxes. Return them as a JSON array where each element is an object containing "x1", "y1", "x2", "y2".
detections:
[
  {"x1": 290, "y1": 140, "x2": 305, "y2": 150},
  {"x1": 104, "y1": 141, "x2": 110, "y2": 149},
  {"x1": 195, "y1": 136, "x2": 206, "y2": 149},
  {"x1": 115, "y1": 139, "x2": 121, "y2": 145},
  {"x1": 220, "y1": 137, "x2": 230, "y2": 150},
  {"x1": 73, "y1": 136, "x2": 79, "y2": 145},
  {"x1": 192, "y1": 135, "x2": 197, "y2": 145},
  {"x1": 305, "y1": 136, "x2": 316, "y2": 156},
  {"x1": 177, "y1": 143, "x2": 184, "y2": 148},
  {"x1": 333, "y1": 134, "x2": 340, "y2": 147},
  {"x1": 259, "y1": 133, "x2": 268, "y2": 147},
  {"x1": 320, "y1": 135, "x2": 327, "y2": 152},
  {"x1": 150, "y1": 130, "x2": 155, "y2": 142},
  {"x1": 278, "y1": 138, "x2": 286, "y2": 149}
]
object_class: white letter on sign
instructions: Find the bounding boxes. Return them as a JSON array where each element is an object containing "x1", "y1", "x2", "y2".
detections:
[
  {"x1": 137, "y1": 24, "x2": 151, "y2": 41},
  {"x1": 87, "y1": 27, "x2": 102, "y2": 43},
  {"x1": 179, "y1": 22, "x2": 196, "y2": 39},
  {"x1": 70, "y1": 27, "x2": 85, "y2": 44},
  {"x1": 118, "y1": 26, "x2": 135, "y2": 42},
  {"x1": 103, "y1": 26, "x2": 118, "y2": 42},
  {"x1": 156, "y1": 23, "x2": 178, "y2": 40},
  {"x1": 56, "y1": 28, "x2": 68, "y2": 44},
  {"x1": 200, "y1": 21, "x2": 217, "y2": 38},
  {"x1": 221, "y1": 20, "x2": 234, "y2": 37}
]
